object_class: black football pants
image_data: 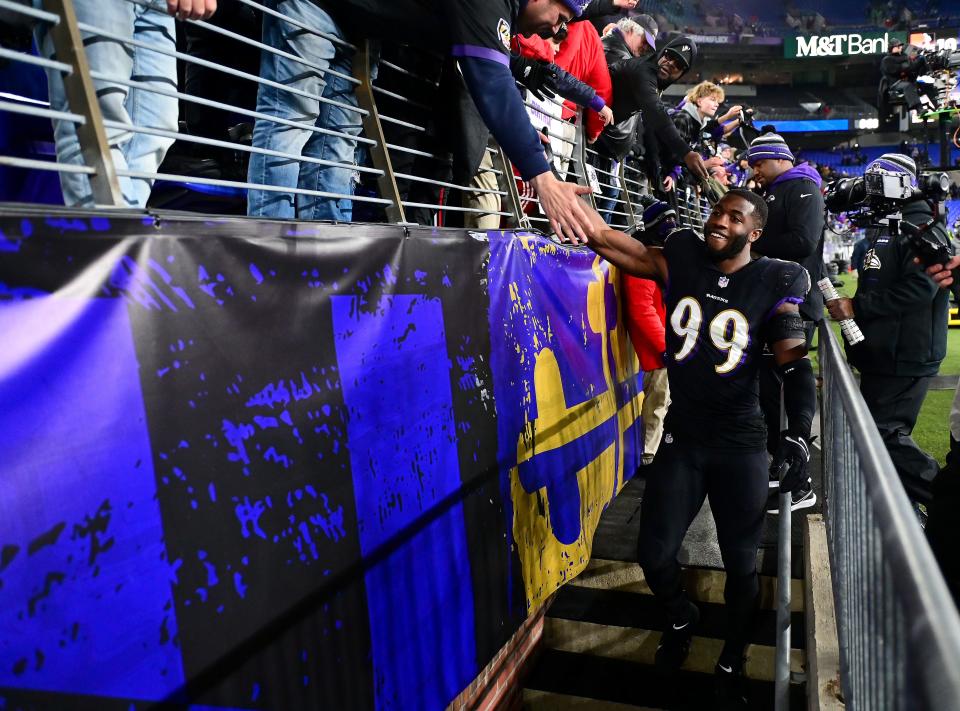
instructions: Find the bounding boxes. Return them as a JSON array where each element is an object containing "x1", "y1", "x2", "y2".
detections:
[
  {"x1": 859, "y1": 373, "x2": 937, "y2": 506},
  {"x1": 636, "y1": 436, "x2": 769, "y2": 663}
]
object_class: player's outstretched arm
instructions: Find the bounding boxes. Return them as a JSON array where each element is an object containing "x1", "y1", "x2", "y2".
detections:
[
  {"x1": 580, "y1": 199, "x2": 667, "y2": 281},
  {"x1": 769, "y1": 302, "x2": 816, "y2": 494}
]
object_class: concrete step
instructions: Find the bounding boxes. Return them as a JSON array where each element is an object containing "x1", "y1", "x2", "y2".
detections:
[
  {"x1": 522, "y1": 688, "x2": 662, "y2": 710},
  {"x1": 548, "y1": 582, "x2": 805, "y2": 652},
  {"x1": 544, "y1": 617, "x2": 805, "y2": 683},
  {"x1": 522, "y1": 561, "x2": 807, "y2": 709},
  {"x1": 570, "y1": 558, "x2": 805, "y2": 613},
  {"x1": 524, "y1": 648, "x2": 806, "y2": 710}
]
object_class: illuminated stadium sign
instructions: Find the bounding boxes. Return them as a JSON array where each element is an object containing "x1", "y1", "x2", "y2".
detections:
[
  {"x1": 908, "y1": 29, "x2": 959, "y2": 52},
  {"x1": 785, "y1": 31, "x2": 907, "y2": 58}
]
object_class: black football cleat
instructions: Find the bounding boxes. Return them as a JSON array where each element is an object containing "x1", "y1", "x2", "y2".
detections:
[
  {"x1": 767, "y1": 478, "x2": 817, "y2": 514},
  {"x1": 714, "y1": 662, "x2": 749, "y2": 710},
  {"x1": 655, "y1": 602, "x2": 699, "y2": 671}
]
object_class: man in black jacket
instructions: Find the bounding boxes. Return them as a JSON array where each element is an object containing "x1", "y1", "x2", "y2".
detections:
[
  {"x1": 745, "y1": 133, "x2": 825, "y2": 509},
  {"x1": 826, "y1": 154, "x2": 950, "y2": 516},
  {"x1": 596, "y1": 36, "x2": 708, "y2": 183},
  {"x1": 748, "y1": 133, "x2": 826, "y2": 331}
]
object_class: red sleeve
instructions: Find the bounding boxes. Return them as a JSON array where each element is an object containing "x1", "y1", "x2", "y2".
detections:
[
  {"x1": 557, "y1": 24, "x2": 612, "y2": 142},
  {"x1": 511, "y1": 34, "x2": 555, "y2": 62},
  {"x1": 622, "y1": 274, "x2": 666, "y2": 371}
]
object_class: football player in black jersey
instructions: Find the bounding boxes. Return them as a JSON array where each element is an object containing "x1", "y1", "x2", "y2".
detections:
[{"x1": 582, "y1": 189, "x2": 817, "y2": 707}]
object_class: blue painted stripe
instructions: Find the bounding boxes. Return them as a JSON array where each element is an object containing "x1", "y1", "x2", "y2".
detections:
[
  {"x1": 332, "y1": 294, "x2": 476, "y2": 711},
  {"x1": 0, "y1": 297, "x2": 183, "y2": 699}
]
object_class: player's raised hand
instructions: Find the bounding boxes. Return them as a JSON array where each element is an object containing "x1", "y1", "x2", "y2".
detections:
[
  {"x1": 530, "y1": 172, "x2": 597, "y2": 245},
  {"x1": 772, "y1": 434, "x2": 810, "y2": 494}
]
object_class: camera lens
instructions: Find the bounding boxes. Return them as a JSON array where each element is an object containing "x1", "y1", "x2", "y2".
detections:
[{"x1": 825, "y1": 177, "x2": 867, "y2": 212}]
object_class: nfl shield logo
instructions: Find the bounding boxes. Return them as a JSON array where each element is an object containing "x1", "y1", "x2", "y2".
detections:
[{"x1": 718, "y1": 276, "x2": 729, "y2": 288}]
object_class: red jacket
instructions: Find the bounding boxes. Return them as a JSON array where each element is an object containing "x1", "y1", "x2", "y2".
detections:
[
  {"x1": 622, "y1": 274, "x2": 666, "y2": 372},
  {"x1": 554, "y1": 22, "x2": 613, "y2": 143},
  {"x1": 512, "y1": 34, "x2": 555, "y2": 62},
  {"x1": 513, "y1": 27, "x2": 613, "y2": 143}
]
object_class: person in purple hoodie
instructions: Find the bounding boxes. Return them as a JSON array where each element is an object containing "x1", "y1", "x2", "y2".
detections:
[{"x1": 746, "y1": 132, "x2": 825, "y2": 512}]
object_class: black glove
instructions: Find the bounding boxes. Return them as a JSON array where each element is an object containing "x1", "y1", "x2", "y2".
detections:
[
  {"x1": 771, "y1": 434, "x2": 810, "y2": 494},
  {"x1": 511, "y1": 55, "x2": 558, "y2": 102}
]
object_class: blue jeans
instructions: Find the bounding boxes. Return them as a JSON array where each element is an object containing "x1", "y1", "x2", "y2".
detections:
[
  {"x1": 247, "y1": 0, "x2": 365, "y2": 221},
  {"x1": 35, "y1": 0, "x2": 178, "y2": 207},
  {"x1": 596, "y1": 158, "x2": 621, "y2": 223}
]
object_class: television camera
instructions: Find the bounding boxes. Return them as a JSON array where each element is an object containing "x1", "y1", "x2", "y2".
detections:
[
  {"x1": 880, "y1": 43, "x2": 960, "y2": 119},
  {"x1": 825, "y1": 168, "x2": 959, "y2": 299}
]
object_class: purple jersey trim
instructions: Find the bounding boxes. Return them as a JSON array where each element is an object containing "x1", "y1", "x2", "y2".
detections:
[
  {"x1": 589, "y1": 94, "x2": 606, "y2": 112},
  {"x1": 765, "y1": 296, "x2": 804, "y2": 321},
  {"x1": 451, "y1": 45, "x2": 509, "y2": 66}
]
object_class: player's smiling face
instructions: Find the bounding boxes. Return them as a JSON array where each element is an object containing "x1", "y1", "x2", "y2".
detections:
[{"x1": 703, "y1": 194, "x2": 762, "y2": 263}]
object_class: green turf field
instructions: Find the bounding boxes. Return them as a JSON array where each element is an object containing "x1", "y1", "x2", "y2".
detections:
[{"x1": 914, "y1": 389, "x2": 953, "y2": 468}]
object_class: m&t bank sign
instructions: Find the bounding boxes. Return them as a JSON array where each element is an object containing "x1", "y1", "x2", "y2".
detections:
[{"x1": 785, "y1": 31, "x2": 908, "y2": 58}]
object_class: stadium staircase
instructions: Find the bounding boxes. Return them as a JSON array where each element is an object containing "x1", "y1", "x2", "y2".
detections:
[{"x1": 521, "y1": 462, "x2": 821, "y2": 710}]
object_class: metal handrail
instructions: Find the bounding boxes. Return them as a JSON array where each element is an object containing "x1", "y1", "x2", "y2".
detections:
[
  {"x1": 774, "y1": 398, "x2": 792, "y2": 711},
  {"x1": 3, "y1": 0, "x2": 658, "y2": 227},
  {"x1": 819, "y1": 321, "x2": 960, "y2": 709}
]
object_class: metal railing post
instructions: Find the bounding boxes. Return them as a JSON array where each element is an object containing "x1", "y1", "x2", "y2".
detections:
[
  {"x1": 42, "y1": 0, "x2": 123, "y2": 206},
  {"x1": 352, "y1": 39, "x2": 406, "y2": 223},
  {"x1": 774, "y1": 393, "x2": 792, "y2": 711},
  {"x1": 618, "y1": 161, "x2": 638, "y2": 229},
  {"x1": 496, "y1": 144, "x2": 528, "y2": 229},
  {"x1": 572, "y1": 114, "x2": 596, "y2": 211}
]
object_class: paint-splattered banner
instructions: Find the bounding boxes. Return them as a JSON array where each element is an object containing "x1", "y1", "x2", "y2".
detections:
[{"x1": 0, "y1": 213, "x2": 643, "y2": 711}]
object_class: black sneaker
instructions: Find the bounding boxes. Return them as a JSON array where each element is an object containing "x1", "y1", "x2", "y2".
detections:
[
  {"x1": 766, "y1": 479, "x2": 817, "y2": 514},
  {"x1": 714, "y1": 662, "x2": 749, "y2": 709},
  {"x1": 655, "y1": 602, "x2": 699, "y2": 671}
]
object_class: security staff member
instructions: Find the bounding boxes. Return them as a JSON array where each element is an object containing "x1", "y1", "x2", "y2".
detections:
[
  {"x1": 745, "y1": 133, "x2": 825, "y2": 508},
  {"x1": 825, "y1": 154, "x2": 950, "y2": 517},
  {"x1": 318, "y1": 0, "x2": 597, "y2": 241}
]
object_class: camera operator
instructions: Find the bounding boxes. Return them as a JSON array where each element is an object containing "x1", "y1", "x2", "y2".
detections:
[
  {"x1": 880, "y1": 38, "x2": 937, "y2": 113},
  {"x1": 825, "y1": 154, "x2": 951, "y2": 521},
  {"x1": 744, "y1": 134, "x2": 825, "y2": 508}
]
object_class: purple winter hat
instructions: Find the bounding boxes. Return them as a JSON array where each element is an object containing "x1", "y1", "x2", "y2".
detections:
[
  {"x1": 558, "y1": 0, "x2": 592, "y2": 17},
  {"x1": 866, "y1": 152, "x2": 918, "y2": 185},
  {"x1": 747, "y1": 133, "x2": 795, "y2": 166}
]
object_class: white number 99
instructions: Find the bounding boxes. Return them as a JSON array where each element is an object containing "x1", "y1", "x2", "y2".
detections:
[{"x1": 670, "y1": 299, "x2": 750, "y2": 374}]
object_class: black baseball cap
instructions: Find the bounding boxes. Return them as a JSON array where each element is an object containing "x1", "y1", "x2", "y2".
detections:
[
  {"x1": 631, "y1": 13, "x2": 659, "y2": 50},
  {"x1": 661, "y1": 36, "x2": 698, "y2": 71}
]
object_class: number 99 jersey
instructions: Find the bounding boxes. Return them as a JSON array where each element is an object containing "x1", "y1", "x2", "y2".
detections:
[{"x1": 660, "y1": 228, "x2": 810, "y2": 450}]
